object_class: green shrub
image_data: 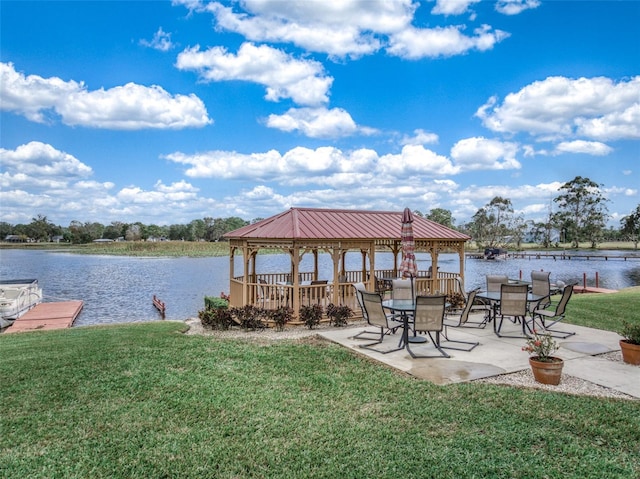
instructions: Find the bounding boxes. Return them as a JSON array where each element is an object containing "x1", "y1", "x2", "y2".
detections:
[
  {"x1": 269, "y1": 306, "x2": 294, "y2": 331},
  {"x1": 299, "y1": 304, "x2": 323, "y2": 330},
  {"x1": 204, "y1": 296, "x2": 229, "y2": 309},
  {"x1": 230, "y1": 305, "x2": 266, "y2": 331},
  {"x1": 326, "y1": 304, "x2": 353, "y2": 327},
  {"x1": 198, "y1": 307, "x2": 233, "y2": 330}
]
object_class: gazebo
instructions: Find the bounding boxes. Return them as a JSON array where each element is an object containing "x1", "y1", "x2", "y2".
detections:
[{"x1": 223, "y1": 207, "x2": 471, "y2": 319}]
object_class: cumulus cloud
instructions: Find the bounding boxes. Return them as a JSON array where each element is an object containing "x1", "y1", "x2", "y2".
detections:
[
  {"x1": 401, "y1": 129, "x2": 439, "y2": 146},
  {"x1": 0, "y1": 141, "x2": 93, "y2": 178},
  {"x1": 450, "y1": 137, "x2": 520, "y2": 170},
  {"x1": 553, "y1": 140, "x2": 613, "y2": 156},
  {"x1": 165, "y1": 143, "x2": 461, "y2": 185},
  {"x1": 0, "y1": 141, "x2": 226, "y2": 225},
  {"x1": 176, "y1": 42, "x2": 332, "y2": 106},
  {"x1": 139, "y1": 27, "x2": 174, "y2": 51},
  {"x1": 118, "y1": 180, "x2": 199, "y2": 204},
  {"x1": 432, "y1": 0, "x2": 482, "y2": 16},
  {"x1": 495, "y1": 0, "x2": 541, "y2": 15},
  {"x1": 197, "y1": 0, "x2": 416, "y2": 58},
  {"x1": 476, "y1": 75, "x2": 640, "y2": 141},
  {"x1": 0, "y1": 62, "x2": 211, "y2": 129},
  {"x1": 266, "y1": 107, "x2": 376, "y2": 138},
  {"x1": 387, "y1": 24, "x2": 509, "y2": 59},
  {"x1": 176, "y1": 0, "x2": 507, "y2": 60}
]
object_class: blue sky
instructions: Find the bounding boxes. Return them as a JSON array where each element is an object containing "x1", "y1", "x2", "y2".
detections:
[{"x1": 1, "y1": 0, "x2": 638, "y2": 228}]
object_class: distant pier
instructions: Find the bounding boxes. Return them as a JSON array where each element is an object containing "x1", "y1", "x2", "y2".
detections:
[{"x1": 467, "y1": 252, "x2": 639, "y2": 261}]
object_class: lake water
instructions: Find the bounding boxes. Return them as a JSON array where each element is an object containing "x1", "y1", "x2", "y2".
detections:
[{"x1": 1, "y1": 248, "x2": 639, "y2": 327}]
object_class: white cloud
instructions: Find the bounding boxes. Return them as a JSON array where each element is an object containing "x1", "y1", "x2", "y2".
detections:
[
  {"x1": 0, "y1": 62, "x2": 211, "y2": 129},
  {"x1": 165, "y1": 144, "x2": 458, "y2": 184},
  {"x1": 401, "y1": 129, "x2": 439, "y2": 146},
  {"x1": 139, "y1": 27, "x2": 174, "y2": 52},
  {"x1": 476, "y1": 75, "x2": 640, "y2": 141},
  {"x1": 432, "y1": 0, "x2": 482, "y2": 16},
  {"x1": 387, "y1": 24, "x2": 509, "y2": 59},
  {"x1": 199, "y1": 0, "x2": 416, "y2": 58},
  {"x1": 495, "y1": 0, "x2": 541, "y2": 15},
  {"x1": 0, "y1": 141, "x2": 93, "y2": 178},
  {"x1": 450, "y1": 137, "x2": 520, "y2": 170},
  {"x1": 553, "y1": 140, "x2": 613, "y2": 156},
  {"x1": 0, "y1": 141, "x2": 225, "y2": 225},
  {"x1": 378, "y1": 145, "x2": 459, "y2": 176},
  {"x1": 266, "y1": 107, "x2": 376, "y2": 138},
  {"x1": 176, "y1": 43, "x2": 332, "y2": 106},
  {"x1": 176, "y1": 0, "x2": 508, "y2": 60}
]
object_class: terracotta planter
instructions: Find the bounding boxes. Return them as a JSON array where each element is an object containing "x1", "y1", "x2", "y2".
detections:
[
  {"x1": 620, "y1": 340, "x2": 640, "y2": 365},
  {"x1": 529, "y1": 357, "x2": 564, "y2": 385}
]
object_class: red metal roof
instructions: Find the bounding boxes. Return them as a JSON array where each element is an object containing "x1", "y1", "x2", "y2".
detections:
[{"x1": 224, "y1": 207, "x2": 470, "y2": 241}]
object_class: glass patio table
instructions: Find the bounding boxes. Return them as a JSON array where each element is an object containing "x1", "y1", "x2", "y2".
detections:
[
  {"x1": 476, "y1": 290, "x2": 546, "y2": 337},
  {"x1": 382, "y1": 299, "x2": 435, "y2": 350}
]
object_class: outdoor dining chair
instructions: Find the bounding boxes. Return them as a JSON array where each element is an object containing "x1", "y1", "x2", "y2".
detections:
[
  {"x1": 442, "y1": 289, "x2": 480, "y2": 351},
  {"x1": 358, "y1": 291, "x2": 404, "y2": 354},
  {"x1": 351, "y1": 283, "x2": 385, "y2": 340},
  {"x1": 308, "y1": 279, "x2": 328, "y2": 304},
  {"x1": 530, "y1": 283, "x2": 576, "y2": 338},
  {"x1": 486, "y1": 274, "x2": 509, "y2": 292},
  {"x1": 392, "y1": 278, "x2": 413, "y2": 300},
  {"x1": 494, "y1": 283, "x2": 531, "y2": 338},
  {"x1": 407, "y1": 295, "x2": 449, "y2": 358},
  {"x1": 454, "y1": 276, "x2": 489, "y2": 327},
  {"x1": 530, "y1": 270, "x2": 551, "y2": 311}
]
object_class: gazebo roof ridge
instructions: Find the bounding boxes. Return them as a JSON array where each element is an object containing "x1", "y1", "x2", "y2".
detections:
[{"x1": 223, "y1": 207, "x2": 470, "y2": 241}]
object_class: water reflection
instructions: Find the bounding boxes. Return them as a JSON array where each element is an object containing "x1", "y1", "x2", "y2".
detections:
[{"x1": 1, "y1": 248, "x2": 638, "y2": 327}]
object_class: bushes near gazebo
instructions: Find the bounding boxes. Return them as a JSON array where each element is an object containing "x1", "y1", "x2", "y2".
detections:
[{"x1": 199, "y1": 298, "x2": 356, "y2": 331}]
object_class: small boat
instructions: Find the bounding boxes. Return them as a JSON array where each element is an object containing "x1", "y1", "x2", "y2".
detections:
[
  {"x1": 0, "y1": 279, "x2": 43, "y2": 328},
  {"x1": 484, "y1": 248, "x2": 508, "y2": 260}
]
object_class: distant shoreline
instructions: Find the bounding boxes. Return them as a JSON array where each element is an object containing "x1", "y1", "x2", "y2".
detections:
[{"x1": 1, "y1": 241, "x2": 638, "y2": 258}]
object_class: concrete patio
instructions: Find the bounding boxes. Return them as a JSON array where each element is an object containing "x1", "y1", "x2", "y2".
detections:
[{"x1": 319, "y1": 313, "x2": 640, "y2": 399}]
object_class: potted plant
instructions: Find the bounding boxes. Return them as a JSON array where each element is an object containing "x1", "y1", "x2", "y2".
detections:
[
  {"x1": 522, "y1": 331, "x2": 564, "y2": 385},
  {"x1": 619, "y1": 321, "x2": 640, "y2": 365}
]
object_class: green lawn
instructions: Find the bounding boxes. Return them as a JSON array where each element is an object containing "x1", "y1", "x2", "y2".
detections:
[{"x1": 1, "y1": 291, "x2": 639, "y2": 479}]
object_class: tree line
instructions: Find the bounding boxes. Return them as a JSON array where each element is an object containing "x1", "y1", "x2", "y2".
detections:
[
  {"x1": 2, "y1": 177, "x2": 639, "y2": 249},
  {"x1": 0, "y1": 216, "x2": 254, "y2": 244},
  {"x1": 417, "y1": 176, "x2": 639, "y2": 250}
]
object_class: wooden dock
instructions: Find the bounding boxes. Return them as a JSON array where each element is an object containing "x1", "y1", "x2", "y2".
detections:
[
  {"x1": 4, "y1": 301, "x2": 84, "y2": 334},
  {"x1": 573, "y1": 286, "x2": 618, "y2": 294}
]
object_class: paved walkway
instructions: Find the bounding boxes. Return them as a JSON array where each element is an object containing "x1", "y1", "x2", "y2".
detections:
[{"x1": 319, "y1": 313, "x2": 639, "y2": 399}]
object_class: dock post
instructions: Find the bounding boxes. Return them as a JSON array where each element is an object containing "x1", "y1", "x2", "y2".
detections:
[{"x1": 153, "y1": 295, "x2": 166, "y2": 318}]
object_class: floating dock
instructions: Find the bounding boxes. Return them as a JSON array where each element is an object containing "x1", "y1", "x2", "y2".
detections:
[{"x1": 4, "y1": 301, "x2": 83, "y2": 333}]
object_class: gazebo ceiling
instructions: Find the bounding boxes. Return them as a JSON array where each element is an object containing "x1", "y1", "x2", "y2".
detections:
[{"x1": 223, "y1": 207, "x2": 470, "y2": 242}]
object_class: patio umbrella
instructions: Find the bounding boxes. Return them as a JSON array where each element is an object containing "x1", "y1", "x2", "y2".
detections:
[{"x1": 399, "y1": 207, "x2": 418, "y2": 281}]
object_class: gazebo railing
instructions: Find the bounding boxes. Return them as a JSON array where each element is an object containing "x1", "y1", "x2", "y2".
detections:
[{"x1": 229, "y1": 270, "x2": 460, "y2": 317}]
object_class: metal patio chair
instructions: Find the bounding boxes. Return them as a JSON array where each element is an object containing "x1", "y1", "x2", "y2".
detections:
[
  {"x1": 530, "y1": 283, "x2": 576, "y2": 338},
  {"x1": 494, "y1": 283, "x2": 531, "y2": 338},
  {"x1": 358, "y1": 291, "x2": 404, "y2": 354},
  {"x1": 530, "y1": 270, "x2": 552, "y2": 312},
  {"x1": 442, "y1": 289, "x2": 480, "y2": 351},
  {"x1": 407, "y1": 295, "x2": 449, "y2": 358}
]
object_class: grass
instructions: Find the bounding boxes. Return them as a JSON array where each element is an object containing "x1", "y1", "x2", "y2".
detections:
[
  {"x1": 2, "y1": 291, "x2": 640, "y2": 479},
  {"x1": 564, "y1": 286, "x2": 640, "y2": 331},
  {"x1": 0, "y1": 241, "x2": 230, "y2": 257}
]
